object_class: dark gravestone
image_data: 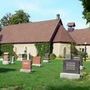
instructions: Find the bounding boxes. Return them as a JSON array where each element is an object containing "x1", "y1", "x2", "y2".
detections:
[
  {"x1": 63, "y1": 60, "x2": 80, "y2": 74},
  {"x1": 60, "y1": 59, "x2": 81, "y2": 79},
  {"x1": 73, "y1": 56, "x2": 83, "y2": 66}
]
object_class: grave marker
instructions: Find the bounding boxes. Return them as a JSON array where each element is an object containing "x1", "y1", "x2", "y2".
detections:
[
  {"x1": 3, "y1": 52, "x2": 10, "y2": 65},
  {"x1": 32, "y1": 56, "x2": 41, "y2": 66},
  {"x1": 60, "y1": 59, "x2": 81, "y2": 79}
]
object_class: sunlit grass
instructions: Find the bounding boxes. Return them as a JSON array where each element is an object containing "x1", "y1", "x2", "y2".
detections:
[{"x1": 0, "y1": 60, "x2": 90, "y2": 90}]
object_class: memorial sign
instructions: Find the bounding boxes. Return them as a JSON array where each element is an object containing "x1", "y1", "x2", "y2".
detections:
[
  {"x1": 20, "y1": 60, "x2": 32, "y2": 73},
  {"x1": 60, "y1": 59, "x2": 81, "y2": 79},
  {"x1": 63, "y1": 60, "x2": 80, "y2": 74},
  {"x1": 3, "y1": 52, "x2": 10, "y2": 65},
  {"x1": 32, "y1": 56, "x2": 41, "y2": 66}
]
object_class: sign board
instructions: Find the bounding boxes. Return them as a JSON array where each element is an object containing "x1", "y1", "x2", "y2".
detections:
[{"x1": 63, "y1": 60, "x2": 80, "y2": 74}]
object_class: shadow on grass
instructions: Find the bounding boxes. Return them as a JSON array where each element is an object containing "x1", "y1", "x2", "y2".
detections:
[
  {"x1": 0, "y1": 85, "x2": 23, "y2": 90},
  {"x1": 46, "y1": 85, "x2": 90, "y2": 90},
  {"x1": 0, "y1": 68, "x2": 16, "y2": 73}
]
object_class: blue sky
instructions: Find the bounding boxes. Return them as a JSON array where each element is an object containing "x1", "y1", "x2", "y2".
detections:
[{"x1": 0, "y1": 0, "x2": 89, "y2": 29}]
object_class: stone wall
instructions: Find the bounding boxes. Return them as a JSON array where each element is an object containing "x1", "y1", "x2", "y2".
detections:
[
  {"x1": 13, "y1": 43, "x2": 71, "y2": 60},
  {"x1": 53, "y1": 43, "x2": 71, "y2": 58},
  {"x1": 13, "y1": 44, "x2": 37, "y2": 60}
]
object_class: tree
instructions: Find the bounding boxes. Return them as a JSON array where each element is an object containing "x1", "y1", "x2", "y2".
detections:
[
  {"x1": 80, "y1": 0, "x2": 90, "y2": 24},
  {"x1": 0, "y1": 13, "x2": 12, "y2": 26},
  {"x1": 0, "y1": 44, "x2": 13, "y2": 56},
  {"x1": 0, "y1": 10, "x2": 30, "y2": 56},
  {"x1": 0, "y1": 10, "x2": 30, "y2": 26},
  {"x1": 9, "y1": 10, "x2": 30, "y2": 24}
]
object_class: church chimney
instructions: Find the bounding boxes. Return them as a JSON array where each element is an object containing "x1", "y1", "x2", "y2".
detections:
[
  {"x1": 67, "y1": 22, "x2": 75, "y2": 32},
  {"x1": 56, "y1": 14, "x2": 60, "y2": 20}
]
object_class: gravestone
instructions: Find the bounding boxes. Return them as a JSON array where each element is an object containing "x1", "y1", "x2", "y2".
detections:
[
  {"x1": 43, "y1": 53, "x2": 50, "y2": 62},
  {"x1": 60, "y1": 59, "x2": 81, "y2": 79},
  {"x1": 32, "y1": 56, "x2": 41, "y2": 66},
  {"x1": 2, "y1": 52, "x2": 10, "y2": 65},
  {"x1": 11, "y1": 56, "x2": 15, "y2": 64},
  {"x1": 73, "y1": 56, "x2": 83, "y2": 70},
  {"x1": 20, "y1": 60, "x2": 32, "y2": 73}
]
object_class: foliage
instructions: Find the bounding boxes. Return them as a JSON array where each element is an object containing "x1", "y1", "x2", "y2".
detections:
[
  {"x1": 71, "y1": 43, "x2": 78, "y2": 56},
  {"x1": 50, "y1": 53, "x2": 56, "y2": 60},
  {"x1": 0, "y1": 44, "x2": 14, "y2": 56},
  {"x1": 35, "y1": 43, "x2": 50, "y2": 58},
  {"x1": 80, "y1": 0, "x2": 90, "y2": 24},
  {"x1": 0, "y1": 13, "x2": 12, "y2": 26},
  {"x1": 0, "y1": 10, "x2": 30, "y2": 58},
  {"x1": 9, "y1": 10, "x2": 30, "y2": 24},
  {"x1": 78, "y1": 51, "x2": 88, "y2": 61},
  {"x1": 0, "y1": 10, "x2": 30, "y2": 26}
]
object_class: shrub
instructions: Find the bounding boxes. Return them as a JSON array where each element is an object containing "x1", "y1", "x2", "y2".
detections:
[
  {"x1": 78, "y1": 51, "x2": 88, "y2": 61},
  {"x1": 0, "y1": 44, "x2": 14, "y2": 56},
  {"x1": 50, "y1": 53, "x2": 56, "y2": 60},
  {"x1": 58, "y1": 55, "x2": 63, "y2": 58}
]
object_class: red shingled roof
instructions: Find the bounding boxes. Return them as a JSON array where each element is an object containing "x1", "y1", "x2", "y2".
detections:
[
  {"x1": 69, "y1": 27, "x2": 90, "y2": 45},
  {"x1": 0, "y1": 19, "x2": 74, "y2": 44},
  {"x1": 53, "y1": 25, "x2": 74, "y2": 43}
]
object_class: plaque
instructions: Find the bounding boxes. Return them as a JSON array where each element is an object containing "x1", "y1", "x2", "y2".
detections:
[{"x1": 63, "y1": 60, "x2": 80, "y2": 74}]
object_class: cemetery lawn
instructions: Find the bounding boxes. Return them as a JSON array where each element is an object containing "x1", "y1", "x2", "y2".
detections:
[{"x1": 0, "y1": 60, "x2": 90, "y2": 90}]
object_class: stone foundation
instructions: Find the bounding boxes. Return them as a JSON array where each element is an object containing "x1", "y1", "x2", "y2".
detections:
[
  {"x1": 43, "y1": 60, "x2": 49, "y2": 63},
  {"x1": 20, "y1": 69, "x2": 32, "y2": 73},
  {"x1": 60, "y1": 73, "x2": 80, "y2": 79}
]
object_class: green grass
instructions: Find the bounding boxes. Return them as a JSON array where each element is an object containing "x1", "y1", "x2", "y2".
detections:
[{"x1": 0, "y1": 60, "x2": 90, "y2": 90}]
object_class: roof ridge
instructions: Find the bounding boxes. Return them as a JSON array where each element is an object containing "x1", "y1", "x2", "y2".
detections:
[
  {"x1": 3, "y1": 19, "x2": 59, "y2": 29},
  {"x1": 75, "y1": 27, "x2": 90, "y2": 31}
]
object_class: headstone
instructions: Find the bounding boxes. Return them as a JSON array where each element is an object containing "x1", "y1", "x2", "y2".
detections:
[
  {"x1": 73, "y1": 56, "x2": 83, "y2": 70},
  {"x1": 3, "y1": 52, "x2": 10, "y2": 65},
  {"x1": 43, "y1": 53, "x2": 49, "y2": 62},
  {"x1": 32, "y1": 56, "x2": 41, "y2": 66},
  {"x1": 11, "y1": 56, "x2": 15, "y2": 64},
  {"x1": 20, "y1": 60, "x2": 32, "y2": 73},
  {"x1": 60, "y1": 59, "x2": 81, "y2": 79}
]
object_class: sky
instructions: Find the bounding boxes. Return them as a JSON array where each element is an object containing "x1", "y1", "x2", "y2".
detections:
[{"x1": 0, "y1": 0, "x2": 89, "y2": 29}]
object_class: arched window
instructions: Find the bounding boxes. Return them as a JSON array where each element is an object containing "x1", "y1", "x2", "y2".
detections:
[{"x1": 63, "y1": 47, "x2": 66, "y2": 58}]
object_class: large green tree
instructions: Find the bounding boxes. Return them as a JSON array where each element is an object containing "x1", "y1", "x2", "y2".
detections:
[
  {"x1": 80, "y1": 0, "x2": 90, "y2": 24},
  {"x1": 0, "y1": 10, "x2": 30, "y2": 56},
  {"x1": 0, "y1": 10, "x2": 30, "y2": 26}
]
